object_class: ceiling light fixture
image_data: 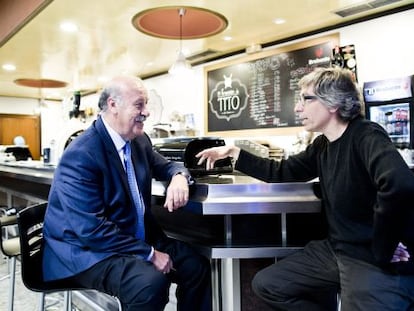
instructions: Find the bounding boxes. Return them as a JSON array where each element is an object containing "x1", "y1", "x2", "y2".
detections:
[
  {"x1": 2, "y1": 63, "x2": 16, "y2": 71},
  {"x1": 168, "y1": 8, "x2": 192, "y2": 75},
  {"x1": 59, "y1": 21, "x2": 78, "y2": 33},
  {"x1": 273, "y1": 18, "x2": 286, "y2": 25},
  {"x1": 132, "y1": 6, "x2": 227, "y2": 75},
  {"x1": 14, "y1": 78, "x2": 68, "y2": 88}
]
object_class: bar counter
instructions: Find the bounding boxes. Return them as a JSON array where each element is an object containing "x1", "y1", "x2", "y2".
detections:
[
  {"x1": 0, "y1": 161, "x2": 53, "y2": 207},
  {"x1": 0, "y1": 162, "x2": 323, "y2": 311}
]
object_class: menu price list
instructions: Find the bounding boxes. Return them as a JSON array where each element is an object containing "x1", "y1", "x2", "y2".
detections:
[{"x1": 207, "y1": 41, "x2": 334, "y2": 132}]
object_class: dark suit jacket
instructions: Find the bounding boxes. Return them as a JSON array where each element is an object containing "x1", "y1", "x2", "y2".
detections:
[{"x1": 43, "y1": 116, "x2": 188, "y2": 281}]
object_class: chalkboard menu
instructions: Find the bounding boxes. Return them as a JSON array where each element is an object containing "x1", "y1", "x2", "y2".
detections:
[{"x1": 205, "y1": 34, "x2": 339, "y2": 135}]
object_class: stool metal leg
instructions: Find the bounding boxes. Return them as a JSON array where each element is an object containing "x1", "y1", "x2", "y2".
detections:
[
  {"x1": 63, "y1": 291, "x2": 72, "y2": 311},
  {"x1": 39, "y1": 292, "x2": 45, "y2": 311},
  {"x1": 8, "y1": 256, "x2": 16, "y2": 311},
  {"x1": 116, "y1": 296, "x2": 123, "y2": 311}
]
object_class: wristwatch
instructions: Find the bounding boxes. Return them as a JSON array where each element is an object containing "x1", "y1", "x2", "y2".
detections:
[{"x1": 175, "y1": 171, "x2": 195, "y2": 185}]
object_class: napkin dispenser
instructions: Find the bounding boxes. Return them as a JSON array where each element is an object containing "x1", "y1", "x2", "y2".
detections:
[{"x1": 153, "y1": 137, "x2": 233, "y2": 176}]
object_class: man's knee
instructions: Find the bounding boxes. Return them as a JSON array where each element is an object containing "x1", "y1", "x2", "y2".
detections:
[
  {"x1": 252, "y1": 267, "x2": 286, "y2": 302},
  {"x1": 121, "y1": 270, "x2": 169, "y2": 308},
  {"x1": 252, "y1": 268, "x2": 273, "y2": 297},
  {"x1": 179, "y1": 253, "x2": 211, "y2": 284}
]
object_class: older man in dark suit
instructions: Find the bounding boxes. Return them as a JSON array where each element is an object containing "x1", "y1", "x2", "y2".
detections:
[{"x1": 43, "y1": 76, "x2": 212, "y2": 311}]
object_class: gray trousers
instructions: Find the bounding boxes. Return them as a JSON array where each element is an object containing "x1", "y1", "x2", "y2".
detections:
[{"x1": 252, "y1": 239, "x2": 414, "y2": 311}]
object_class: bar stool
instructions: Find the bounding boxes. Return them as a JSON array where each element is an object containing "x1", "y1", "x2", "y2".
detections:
[
  {"x1": 17, "y1": 202, "x2": 122, "y2": 311},
  {"x1": 0, "y1": 213, "x2": 20, "y2": 311}
]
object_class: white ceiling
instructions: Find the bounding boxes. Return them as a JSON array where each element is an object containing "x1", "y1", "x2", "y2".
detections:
[{"x1": 1, "y1": 0, "x2": 414, "y2": 100}]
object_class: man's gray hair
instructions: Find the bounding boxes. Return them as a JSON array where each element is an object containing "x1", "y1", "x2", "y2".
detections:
[
  {"x1": 299, "y1": 67, "x2": 363, "y2": 121},
  {"x1": 97, "y1": 76, "x2": 147, "y2": 112}
]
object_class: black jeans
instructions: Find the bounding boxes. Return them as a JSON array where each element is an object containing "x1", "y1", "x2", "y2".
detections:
[
  {"x1": 252, "y1": 239, "x2": 414, "y2": 311},
  {"x1": 70, "y1": 239, "x2": 212, "y2": 311}
]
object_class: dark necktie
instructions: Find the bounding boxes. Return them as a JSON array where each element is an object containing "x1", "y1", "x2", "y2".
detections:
[{"x1": 123, "y1": 141, "x2": 145, "y2": 240}]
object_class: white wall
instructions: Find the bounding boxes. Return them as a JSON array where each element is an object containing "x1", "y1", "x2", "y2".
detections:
[
  {"x1": 340, "y1": 9, "x2": 414, "y2": 83},
  {"x1": 143, "y1": 67, "x2": 205, "y2": 136},
  {"x1": 0, "y1": 97, "x2": 39, "y2": 114}
]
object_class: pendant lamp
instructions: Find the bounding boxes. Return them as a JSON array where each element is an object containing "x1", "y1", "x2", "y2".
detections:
[
  {"x1": 168, "y1": 8, "x2": 192, "y2": 75},
  {"x1": 132, "y1": 6, "x2": 228, "y2": 75}
]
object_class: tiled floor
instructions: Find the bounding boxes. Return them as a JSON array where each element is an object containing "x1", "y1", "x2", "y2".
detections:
[
  {"x1": 1, "y1": 255, "x2": 44, "y2": 311},
  {"x1": 0, "y1": 254, "x2": 177, "y2": 310}
]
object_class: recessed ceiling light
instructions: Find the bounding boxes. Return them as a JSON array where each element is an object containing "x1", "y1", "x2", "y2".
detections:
[
  {"x1": 60, "y1": 21, "x2": 78, "y2": 33},
  {"x1": 2, "y1": 63, "x2": 16, "y2": 71},
  {"x1": 223, "y1": 36, "x2": 232, "y2": 41},
  {"x1": 273, "y1": 18, "x2": 286, "y2": 25}
]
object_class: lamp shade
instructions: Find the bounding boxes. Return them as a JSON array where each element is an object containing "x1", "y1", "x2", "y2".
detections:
[{"x1": 168, "y1": 51, "x2": 192, "y2": 75}]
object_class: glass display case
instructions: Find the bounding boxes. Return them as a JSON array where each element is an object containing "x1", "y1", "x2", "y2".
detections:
[{"x1": 363, "y1": 75, "x2": 414, "y2": 149}]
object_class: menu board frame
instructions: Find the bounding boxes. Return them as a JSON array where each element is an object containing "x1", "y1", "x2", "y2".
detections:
[{"x1": 204, "y1": 33, "x2": 339, "y2": 137}]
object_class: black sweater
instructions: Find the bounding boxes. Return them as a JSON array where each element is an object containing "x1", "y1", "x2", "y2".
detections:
[{"x1": 236, "y1": 117, "x2": 414, "y2": 273}]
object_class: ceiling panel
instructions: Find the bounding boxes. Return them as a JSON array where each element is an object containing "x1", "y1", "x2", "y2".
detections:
[{"x1": 0, "y1": 0, "x2": 413, "y2": 100}]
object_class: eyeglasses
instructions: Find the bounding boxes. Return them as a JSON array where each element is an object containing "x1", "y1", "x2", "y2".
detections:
[{"x1": 298, "y1": 94, "x2": 319, "y2": 106}]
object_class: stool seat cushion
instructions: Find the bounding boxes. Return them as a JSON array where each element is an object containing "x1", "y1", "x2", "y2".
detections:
[
  {"x1": 0, "y1": 215, "x2": 18, "y2": 226},
  {"x1": 2, "y1": 237, "x2": 20, "y2": 256}
]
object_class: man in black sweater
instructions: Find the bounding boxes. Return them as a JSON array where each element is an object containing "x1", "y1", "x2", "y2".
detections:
[{"x1": 196, "y1": 67, "x2": 414, "y2": 310}]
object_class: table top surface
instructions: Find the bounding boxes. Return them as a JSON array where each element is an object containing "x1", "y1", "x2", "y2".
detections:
[{"x1": 0, "y1": 163, "x2": 321, "y2": 215}]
